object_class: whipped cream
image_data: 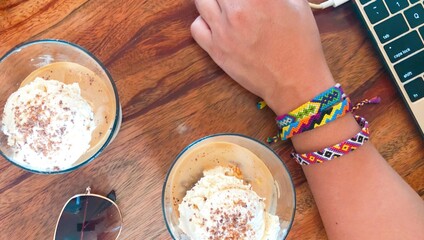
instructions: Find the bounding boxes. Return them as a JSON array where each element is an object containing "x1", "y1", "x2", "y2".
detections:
[
  {"x1": 1, "y1": 77, "x2": 95, "y2": 171},
  {"x1": 178, "y1": 166, "x2": 280, "y2": 240}
]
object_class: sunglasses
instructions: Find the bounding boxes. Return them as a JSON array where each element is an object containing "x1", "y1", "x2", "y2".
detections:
[{"x1": 54, "y1": 187, "x2": 123, "y2": 240}]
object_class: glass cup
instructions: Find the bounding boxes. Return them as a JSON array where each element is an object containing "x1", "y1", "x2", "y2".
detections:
[
  {"x1": 162, "y1": 133, "x2": 296, "y2": 239},
  {"x1": 0, "y1": 39, "x2": 122, "y2": 174}
]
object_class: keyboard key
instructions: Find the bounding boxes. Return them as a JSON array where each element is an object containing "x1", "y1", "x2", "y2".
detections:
[
  {"x1": 384, "y1": 31, "x2": 424, "y2": 62},
  {"x1": 420, "y1": 25, "x2": 424, "y2": 38},
  {"x1": 374, "y1": 14, "x2": 409, "y2": 43},
  {"x1": 394, "y1": 50, "x2": 424, "y2": 82},
  {"x1": 386, "y1": 0, "x2": 409, "y2": 14},
  {"x1": 360, "y1": 0, "x2": 373, "y2": 4},
  {"x1": 404, "y1": 77, "x2": 424, "y2": 102},
  {"x1": 409, "y1": 0, "x2": 420, "y2": 4},
  {"x1": 404, "y1": 4, "x2": 424, "y2": 28},
  {"x1": 365, "y1": 0, "x2": 389, "y2": 24}
]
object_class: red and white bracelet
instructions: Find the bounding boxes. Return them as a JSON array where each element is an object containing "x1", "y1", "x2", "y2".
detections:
[{"x1": 290, "y1": 115, "x2": 370, "y2": 165}]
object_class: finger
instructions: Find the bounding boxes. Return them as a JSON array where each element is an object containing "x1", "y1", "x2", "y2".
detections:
[
  {"x1": 194, "y1": 0, "x2": 221, "y2": 26},
  {"x1": 216, "y1": 0, "x2": 249, "y2": 15},
  {"x1": 191, "y1": 16, "x2": 213, "y2": 52},
  {"x1": 215, "y1": 0, "x2": 232, "y2": 12}
]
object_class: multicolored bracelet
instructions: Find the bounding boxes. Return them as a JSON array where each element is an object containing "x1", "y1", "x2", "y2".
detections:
[
  {"x1": 290, "y1": 115, "x2": 370, "y2": 165},
  {"x1": 276, "y1": 83, "x2": 345, "y2": 128},
  {"x1": 261, "y1": 82, "x2": 380, "y2": 147},
  {"x1": 279, "y1": 97, "x2": 352, "y2": 140}
]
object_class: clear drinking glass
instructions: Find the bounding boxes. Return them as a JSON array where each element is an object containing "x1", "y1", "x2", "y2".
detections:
[
  {"x1": 0, "y1": 39, "x2": 122, "y2": 174},
  {"x1": 162, "y1": 133, "x2": 296, "y2": 239}
]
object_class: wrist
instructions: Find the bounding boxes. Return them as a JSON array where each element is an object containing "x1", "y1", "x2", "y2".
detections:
[
  {"x1": 291, "y1": 113, "x2": 361, "y2": 153},
  {"x1": 264, "y1": 63, "x2": 336, "y2": 116}
]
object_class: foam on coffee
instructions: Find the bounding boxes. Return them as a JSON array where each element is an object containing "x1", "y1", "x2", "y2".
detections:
[
  {"x1": 169, "y1": 142, "x2": 277, "y2": 218},
  {"x1": 20, "y1": 62, "x2": 117, "y2": 166}
]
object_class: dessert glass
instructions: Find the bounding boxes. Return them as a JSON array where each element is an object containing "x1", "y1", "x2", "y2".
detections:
[
  {"x1": 162, "y1": 133, "x2": 296, "y2": 239},
  {"x1": 0, "y1": 39, "x2": 121, "y2": 174}
]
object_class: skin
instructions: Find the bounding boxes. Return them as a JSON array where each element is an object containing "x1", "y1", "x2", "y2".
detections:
[{"x1": 191, "y1": 0, "x2": 424, "y2": 239}]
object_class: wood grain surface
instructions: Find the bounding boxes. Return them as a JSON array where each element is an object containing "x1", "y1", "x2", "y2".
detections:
[{"x1": 0, "y1": 1, "x2": 423, "y2": 239}]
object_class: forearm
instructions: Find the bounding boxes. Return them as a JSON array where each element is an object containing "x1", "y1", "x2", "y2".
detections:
[
  {"x1": 292, "y1": 113, "x2": 424, "y2": 240},
  {"x1": 190, "y1": 0, "x2": 424, "y2": 238}
]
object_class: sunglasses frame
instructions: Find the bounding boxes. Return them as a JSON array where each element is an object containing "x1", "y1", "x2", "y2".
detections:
[{"x1": 53, "y1": 187, "x2": 123, "y2": 240}]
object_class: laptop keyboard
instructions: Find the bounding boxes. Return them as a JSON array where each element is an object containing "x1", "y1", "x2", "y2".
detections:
[
  {"x1": 360, "y1": 0, "x2": 424, "y2": 102},
  {"x1": 361, "y1": 0, "x2": 424, "y2": 103},
  {"x1": 353, "y1": 0, "x2": 424, "y2": 135}
]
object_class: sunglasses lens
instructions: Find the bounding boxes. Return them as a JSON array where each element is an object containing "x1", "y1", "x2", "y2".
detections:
[{"x1": 55, "y1": 196, "x2": 122, "y2": 240}]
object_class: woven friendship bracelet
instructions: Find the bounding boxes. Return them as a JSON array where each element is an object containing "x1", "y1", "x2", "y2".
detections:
[
  {"x1": 276, "y1": 83, "x2": 345, "y2": 128},
  {"x1": 278, "y1": 97, "x2": 352, "y2": 140},
  {"x1": 290, "y1": 115, "x2": 370, "y2": 165},
  {"x1": 257, "y1": 100, "x2": 267, "y2": 110}
]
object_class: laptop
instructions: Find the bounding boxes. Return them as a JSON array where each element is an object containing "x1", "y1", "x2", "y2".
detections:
[{"x1": 352, "y1": 0, "x2": 424, "y2": 137}]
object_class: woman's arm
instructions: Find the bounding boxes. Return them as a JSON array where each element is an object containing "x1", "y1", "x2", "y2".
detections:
[
  {"x1": 191, "y1": 0, "x2": 424, "y2": 239},
  {"x1": 293, "y1": 113, "x2": 424, "y2": 239}
]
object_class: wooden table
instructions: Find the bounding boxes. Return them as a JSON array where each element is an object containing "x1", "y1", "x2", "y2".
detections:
[{"x1": 0, "y1": 1, "x2": 423, "y2": 239}]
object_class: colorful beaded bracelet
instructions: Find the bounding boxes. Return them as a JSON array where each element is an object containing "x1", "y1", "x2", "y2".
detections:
[
  {"x1": 278, "y1": 97, "x2": 352, "y2": 140},
  {"x1": 290, "y1": 115, "x2": 370, "y2": 165}
]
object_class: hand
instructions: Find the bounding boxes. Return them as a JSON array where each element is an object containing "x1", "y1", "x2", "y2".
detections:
[{"x1": 191, "y1": 0, "x2": 335, "y2": 115}]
